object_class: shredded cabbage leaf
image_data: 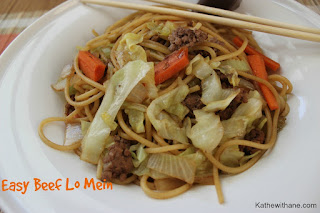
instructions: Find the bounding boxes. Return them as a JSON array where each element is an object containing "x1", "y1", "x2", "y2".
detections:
[
  {"x1": 147, "y1": 21, "x2": 176, "y2": 39},
  {"x1": 124, "y1": 108, "x2": 145, "y2": 133},
  {"x1": 130, "y1": 144, "x2": 148, "y2": 168},
  {"x1": 221, "y1": 116, "x2": 249, "y2": 142},
  {"x1": 116, "y1": 33, "x2": 147, "y2": 67},
  {"x1": 147, "y1": 153, "x2": 196, "y2": 184},
  {"x1": 203, "y1": 89, "x2": 240, "y2": 112},
  {"x1": 81, "y1": 60, "x2": 153, "y2": 164},
  {"x1": 201, "y1": 70, "x2": 240, "y2": 111},
  {"x1": 186, "y1": 54, "x2": 212, "y2": 79},
  {"x1": 186, "y1": 110, "x2": 224, "y2": 153},
  {"x1": 81, "y1": 120, "x2": 91, "y2": 136},
  {"x1": 147, "y1": 85, "x2": 190, "y2": 143},
  {"x1": 182, "y1": 149, "x2": 213, "y2": 176},
  {"x1": 220, "y1": 145, "x2": 245, "y2": 167},
  {"x1": 220, "y1": 59, "x2": 250, "y2": 72},
  {"x1": 232, "y1": 90, "x2": 264, "y2": 128}
]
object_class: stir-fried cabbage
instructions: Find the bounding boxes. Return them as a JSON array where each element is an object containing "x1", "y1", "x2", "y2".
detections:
[
  {"x1": 126, "y1": 83, "x2": 148, "y2": 103},
  {"x1": 147, "y1": 21, "x2": 176, "y2": 39},
  {"x1": 130, "y1": 144, "x2": 148, "y2": 167},
  {"x1": 220, "y1": 145, "x2": 245, "y2": 168},
  {"x1": 221, "y1": 116, "x2": 249, "y2": 142},
  {"x1": 201, "y1": 70, "x2": 241, "y2": 109},
  {"x1": 218, "y1": 65, "x2": 240, "y2": 87},
  {"x1": 186, "y1": 55, "x2": 212, "y2": 79},
  {"x1": 203, "y1": 89, "x2": 240, "y2": 112},
  {"x1": 232, "y1": 90, "x2": 264, "y2": 128},
  {"x1": 81, "y1": 60, "x2": 153, "y2": 164},
  {"x1": 220, "y1": 59, "x2": 250, "y2": 72},
  {"x1": 181, "y1": 149, "x2": 213, "y2": 176},
  {"x1": 81, "y1": 120, "x2": 91, "y2": 135},
  {"x1": 65, "y1": 123, "x2": 83, "y2": 145},
  {"x1": 147, "y1": 85, "x2": 189, "y2": 143},
  {"x1": 116, "y1": 33, "x2": 147, "y2": 67},
  {"x1": 147, "y1": 153, "x2": 196, "y2": 184},
  {"x1": 186, "y1": 110, "x2": 224, "y2": 153},
  {"x1": 124, "y1": 108, "x2": 145, "y2": 133}
]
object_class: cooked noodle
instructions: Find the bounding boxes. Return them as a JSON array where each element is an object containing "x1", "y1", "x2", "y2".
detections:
[{"x1": 39, "y1": 10, "x2": 293, "y2": 202}]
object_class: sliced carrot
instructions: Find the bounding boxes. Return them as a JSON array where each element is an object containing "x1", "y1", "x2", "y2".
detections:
[
  {"x1": 247, "y1": 55, "x2": 279, "y2": 111},
  {"x1": 78, "y1": 51, "x2": 106, "y2": 82},
  {"x1": 233, "y1": 37, "x2": 280, "y2": 72},
  {"x1": 155, "y1": 46, "x2": 189, "y2": 85}
]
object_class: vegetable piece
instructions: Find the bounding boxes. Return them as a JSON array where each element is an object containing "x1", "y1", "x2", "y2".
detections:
[
  {"x1": 122, "y1": 101, "x2": 147, "y2": 112},
  {"x1": 247, "y1": 55, "x2": 279, "y2": 110},
  {"x1": 130, "y1": 144, "x2": 148, "y2": 167},
  {"x1": 78, "y1": 51, "x2": 106, "y2": 82},
  {"x1": 124, "y1": 108, "x2": 145, "y2": 133},
  {"x1": 232, "y1": 90, "x2": 264, "y2": 128},
  {"x1": 221, "y1": 116, "x2": 248, "y2": 142},
  {"x1": 80, "y1": 120, "x2": 91, "y2": 135},
  {"x1": 154, "y1": 46, "x2": 189, "y2": 85},
  {"x1": 182, "y1": 150, "x2": 213, "y2": 177},
  {"x1": 186, "y1": 110, "x2": 224, "y2": 153},
  {"x1": 233, "y1": 37, "x2": 280, "y2": 71},
  {"x1": 203, "y1": 89, "x2": 240, "y2": 112},
  {"x1": 147, "y1": 21, "x2": 176, "y2": 39},
  {"x1": 147, "y1": 153, "x2": 196, "y2": 184},
  {"x1": 51, "y1": 64, "x2": 73, "y2": 91},
  {"x1": 185, "y1": 54, "x2": 212, "y2": 79},
  {"x1": 65, "y1": 123, "x2": 83, "y2": 145},
  {"x1": 126, "y1": 83, "x2": 148, "y2": 103},
  {"x1": 51, "y1": 78, "x2": 67, "y2": 91},
  {"x1": 220, "y1": 59, "x2": 250, "y2": 72},
  {"x1": 201, "y1": 70, "x2": 239, "y2": 107},
  {"x1": 116, "y1": 33, "x2": 147, "y2": 67},
  {"x1": 147, "y1": 85, "x2": 189, "y2": 143},
  {"x1": 80, "y1": 60, "x2": 153, "y2": 164},
  {"x1": 220, "y1": 145, "x2": 245, "y2": 167}
]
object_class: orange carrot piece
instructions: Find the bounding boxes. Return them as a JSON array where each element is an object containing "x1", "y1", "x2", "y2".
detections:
[
  {"x1": 233, "y1": 37, "x2": 280, "y2": 72},
  {"x1": 247, "y1": 55, "x2": 279, "y2": 111},
  {"x1": 78, "y1": 51, "x2": 106, "y2": 82},
  {"x1": 155, "y1": 46, "x2": 189, "y2": 85}
]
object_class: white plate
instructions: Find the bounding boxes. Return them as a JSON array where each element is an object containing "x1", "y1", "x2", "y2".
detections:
[{"x1": 0, "y1": 0, "x2": 320, "y2": 212}]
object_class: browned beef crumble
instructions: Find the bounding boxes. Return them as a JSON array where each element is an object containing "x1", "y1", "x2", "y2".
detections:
[
  {"x1": 182, "y1": 92, "x2": 204, "y2": 111},
  {"x1": 216, "y1": 70, "x2": 233, "y2": 89},
  {"x1": 168, "y1": 27, "x2": 208, "y2": 51},
  {"x1": 240, "y1": 128, "x2": 265, "y2": 155},
  {"x1": 65, "y1": 95, "x2": 75, "y2": 116},
  {"x1": 217, "y1": 88, "x2": 249, "y2": 121},
  {"x1": 101, "y1": 136, "x2": 134, "y2": 182},
  {"x1": 182, "y1": 92, "x2": 205, "y2": 118}
]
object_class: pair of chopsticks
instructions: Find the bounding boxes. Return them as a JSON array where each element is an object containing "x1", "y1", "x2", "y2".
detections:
[{"x1": 81, "y1": 0, "x2": 320, "y2": 42}]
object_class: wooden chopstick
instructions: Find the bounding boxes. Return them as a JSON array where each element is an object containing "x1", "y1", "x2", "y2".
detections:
[
  {"x1": 146, "y1": 0, "x2": 320, "y2": 35},
  {"x1": 81, "y1": 0, "x2": 320, "y2": 42}
]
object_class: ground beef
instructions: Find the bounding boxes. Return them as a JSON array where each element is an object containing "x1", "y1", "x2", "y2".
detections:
[
  {"x1": 182, "y1": 92, "x2": 204, "y2": 111},
  {"x1": 216, "y1": 70, "x2": 233, "y2": 89},
  {"x1": 101, "y1": 136, "x2": 134, "y2": 181},
  {"x1": 182, "y1": 92, "x2": 204, "y2": 118},
  {"x1": 65, "y1": 103, "x2": 74, "y2": 116},
  {"x1": 240, "y1": 128, "x2": 265, "y2": 155},
  {"x1": 65, "y1": 95, "x2": 75, "y2": 116},
  {"x1": 217, "y1": 88, "x2": 249, "y2": 120},
  {"x1": 168, "y1": 27, "x2": 208, "y2": 51}
]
